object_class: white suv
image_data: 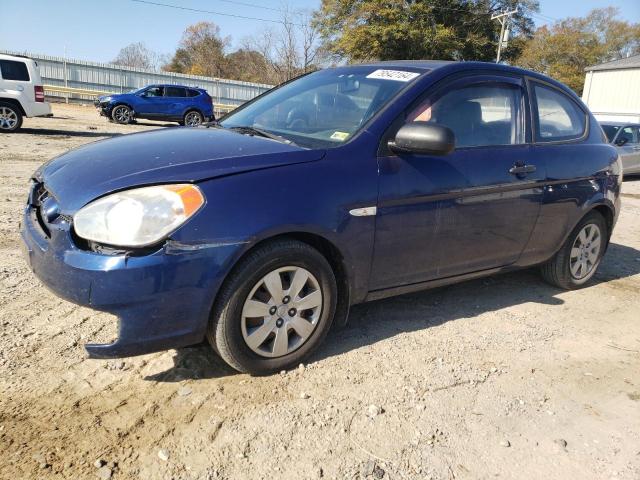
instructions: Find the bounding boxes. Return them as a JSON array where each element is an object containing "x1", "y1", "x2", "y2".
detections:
[{"x1": 0, "y1": 53, "x2": 52, "y2": 132}]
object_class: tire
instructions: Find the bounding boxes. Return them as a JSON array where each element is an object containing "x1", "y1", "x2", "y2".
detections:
[
  {"x1": 111, "y1": 104, "x2": 132, "y2": 124},
  {"x1": 183, "y1": 110, "x2": 203, "y2": 127},
  {"x1": 0, "y1": 102, "x2": 23, "y2": 132},
  {"x1": 207, "y1": 239, "x2": 338, "y2": 375},
  {"x1": 540, "y1": 211, "x2": 608, "y2": 290}
]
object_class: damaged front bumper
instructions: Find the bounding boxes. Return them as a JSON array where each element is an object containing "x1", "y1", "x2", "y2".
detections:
[{"x1": 20, "y1": 201, "x2": 244, "y2": 358}]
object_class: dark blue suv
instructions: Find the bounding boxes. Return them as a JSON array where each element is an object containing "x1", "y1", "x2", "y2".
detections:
[
  {"x1": 23, "y1": 61, "x2": 621, "y2": 375},
  {"x1": 94, "y1": 84, "x2": 214, "y2": 126}
]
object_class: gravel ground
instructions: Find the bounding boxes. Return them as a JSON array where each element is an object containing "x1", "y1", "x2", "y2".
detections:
[{"x1": 1, "y1": 104, "x2": 639, "y2": 480}]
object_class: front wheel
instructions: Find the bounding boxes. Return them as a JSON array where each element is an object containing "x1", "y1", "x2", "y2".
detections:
[
  {"x1": 183, "y1": 110, "x2": 203, "y2": 127},
  {"x1": 0, "y1": 103, "x2": 23, "y2": 132},
  {"x1": 111, "y1": 105, "x2": 132, "y2": 124},
  {"x1": 208, "y1": 240, "x2": 337, "y2": 375},
  {"x1": 540, "y1": 211, "x2": 608, "y2": 289}
]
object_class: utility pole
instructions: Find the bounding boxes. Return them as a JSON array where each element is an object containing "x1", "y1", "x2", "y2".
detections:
[{"x1": 492, "y1": 7, "x2": 518, "y2": 63}]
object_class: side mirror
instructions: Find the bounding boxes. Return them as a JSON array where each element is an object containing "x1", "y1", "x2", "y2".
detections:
[
  {"x1": 388, "y1": 122, "x2": 455, "y2": 156},
  {"x1": 615, "y1": 137, "x2": 628, "y2": 147}
]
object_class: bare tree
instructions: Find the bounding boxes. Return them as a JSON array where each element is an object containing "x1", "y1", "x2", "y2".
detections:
[
  {"x1": 112, "y1": 42, "x2": 162, "y2": 70},
  {"x1": 243, "y1": 6, "x2": 324, "y2": 84}
]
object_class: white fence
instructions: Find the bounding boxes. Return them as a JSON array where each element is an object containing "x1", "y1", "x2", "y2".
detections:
[{"x1": 1, "y1": 50, "x2": 272, "y2": 109}]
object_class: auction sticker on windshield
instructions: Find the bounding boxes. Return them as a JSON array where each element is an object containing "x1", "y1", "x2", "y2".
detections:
[
  {"x1": 330, "y1": 131, "x2": 350, "y2": 141},
  {"x1": 366, "y1": 69, "x2": 420, "y2": 82}
]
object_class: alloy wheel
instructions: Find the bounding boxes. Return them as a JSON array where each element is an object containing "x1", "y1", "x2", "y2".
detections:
[
  {"x1": 184, "y1": 111, "x2": 202, "y2": 127},
  {"x1": 0, "y1": 107, "x2": 18, "y2": 130},
  {"x1": 569, "y1": 223, "x2": 601, "y2": 280},
  {"x1": 113, "y1": 106, "x2": 130, "y2": 123},
  {"x1": 241, "y1": 266, "x2": 323, "y2": 358}
]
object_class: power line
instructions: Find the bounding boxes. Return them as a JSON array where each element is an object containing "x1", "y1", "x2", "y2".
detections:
[
  {"x1": 216, "y1": 0, "x2": 282, "y2": 13},
  {"x1": 130, "y1": 0, "x2": 306, "y2": 26}
]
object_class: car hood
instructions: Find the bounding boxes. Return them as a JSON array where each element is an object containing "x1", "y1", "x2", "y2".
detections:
[
  {"x1": 98, "y1": 93, "x2": 127, "y2": 102},
  {"x1": 35, "y1": 127, "x2": 325, "y2": 213}
]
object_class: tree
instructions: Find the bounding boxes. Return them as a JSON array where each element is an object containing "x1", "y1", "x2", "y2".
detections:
[
  {"x1": 244, "y1": 8, "x2": 325, "y2": 84},
  {"x1": 223, "y1": 49, "x2": 270, "y2": 83},
  {"x1": 112, "y1": 42, "x2": 162, "y2": 70},
  {"x1": 312, "y1": 0, "x2": 539, "y2": 63},
  {"x1": 164, "y1": 22, "x2": 229, "y2": 77},
  {"x1": 516, "y1": 8, "x2": 640, "y2": 93}
]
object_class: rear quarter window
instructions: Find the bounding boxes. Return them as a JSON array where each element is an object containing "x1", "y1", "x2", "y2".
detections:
[
  {"x1": 187, "y1": 89, "x2": 201, "y2": 97},
  {"x1": 0, "y1": 60, "x2": 30, "y2": 81},
  {"x1": 533, "y1": 83, "x2": 586, "y2": 142}
]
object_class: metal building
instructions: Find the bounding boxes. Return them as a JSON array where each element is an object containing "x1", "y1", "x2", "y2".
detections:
[
  {"x1": 582, "y1": 54, "x2": 640, "y2": 123},
  {"x1": 0, "y1": 50, "x2": 272, "y2": 111}
]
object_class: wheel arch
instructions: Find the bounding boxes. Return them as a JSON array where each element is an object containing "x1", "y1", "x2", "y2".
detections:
[
  {"x1": 111, "y1": 101, "x2": 133, "y2": 109},
  {"x1": 184, "y1": 106, "x2": 203, "y2": 114},
  {"x1": 0, "y1": 98, "x2": 26, "y2": 116},
  {"x1": 214, "y1": 231, "x2": 352, "y2": 329}
]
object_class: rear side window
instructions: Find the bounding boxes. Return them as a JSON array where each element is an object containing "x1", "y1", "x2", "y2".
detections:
[
  {"x1": 165, "y1": 87, "x2": 186, "y2": 97},
  {"x1": 618, "y1": 126, "x2": 639, "y2": 145},
  {"x1": 0, "y1": 60, "x2": 30, "y2": 81},
  {"x1": 187, "y1": 89, "x2": 200, "y2": 97},
  {"x1": 533, "y1": 83, "x2": 586, "y2": 142}
]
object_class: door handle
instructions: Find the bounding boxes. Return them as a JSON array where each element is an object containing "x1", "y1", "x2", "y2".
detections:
[{"x1": 509, "y1": 164, "x2": 536, "y2": 175}]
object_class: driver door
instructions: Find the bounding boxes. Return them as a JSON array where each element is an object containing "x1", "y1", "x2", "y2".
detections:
[
  {"x1": 135, "y1": 86, "x2": 164, "y2": 116},
  {"x1": 369, "y1": 74, "x2": 545, "y2": 290}
]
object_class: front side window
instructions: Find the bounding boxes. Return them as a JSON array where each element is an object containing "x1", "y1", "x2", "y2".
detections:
[
  {"x1": 220, "y1": 67, "x2": 424, "y2": 148},
  {"x1": 144, "y1": 86, "x2": 164, "y2": 97},
  {"x1": 407, "y1": 83, "x2": 524, "y2": 148},
  {"x1": 165, "y1": 87, "x2": 186, "y2": 97},
  {"x1": 0, "y1": 60, "x2": 30, "y2": 81},
  {"x1": 533, "y1": 83, "x2": 586, "y2": 141}
]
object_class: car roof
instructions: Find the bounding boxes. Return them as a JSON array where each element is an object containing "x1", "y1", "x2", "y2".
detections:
[
  {"x1": 345, "y1": 60, "x2": 576, "y2": 94},
  {"x1": 0, "y1": 53, "x2": 35, "y2": 62},
  {"x1": 147, "y1": 84, "x2": 204, "y2": 90},
  {"x1": 599, "y1": 121, "x2": 640, "y2": 127}
]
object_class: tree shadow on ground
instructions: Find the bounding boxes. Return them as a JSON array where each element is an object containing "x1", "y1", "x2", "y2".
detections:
[{"x1": 147, "y1": 242, "x2": 640, "y2": 381}]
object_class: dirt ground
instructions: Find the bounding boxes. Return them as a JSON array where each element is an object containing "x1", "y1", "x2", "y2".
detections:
[{"x1": 1, "y1": 103, "x2": 639, "y2": 480}]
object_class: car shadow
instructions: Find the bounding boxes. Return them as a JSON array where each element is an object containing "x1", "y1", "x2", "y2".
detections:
[
  {"x1": 143, "y1": 343, "x2": 237, "y2": 382},
  {"x1": 129, "y1": 121, "x2": 178, "y2": 128},
  {"x1": 146, "y1": 242, "x2": 640, "y2": 381},
  {"x1": 15, "y1": 128, "x2": 123, "y2": 138}
]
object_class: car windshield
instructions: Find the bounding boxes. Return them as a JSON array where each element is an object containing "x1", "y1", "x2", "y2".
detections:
[
  {"x1": 601, "y1": 124, "x2": 621, "y2": 142},
  {"x1": 220, "y1": 66, "x2": 424, "y2": 148}
]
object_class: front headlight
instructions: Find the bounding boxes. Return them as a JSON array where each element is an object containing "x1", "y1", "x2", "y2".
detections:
[
  {"x1": 102, "y1": 96, "x2": 112, "y2": 103},
  {"x1": 73, "y1": 184, "x2": 204, "y2": 248}
]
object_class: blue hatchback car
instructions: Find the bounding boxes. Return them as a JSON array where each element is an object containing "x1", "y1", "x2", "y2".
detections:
[
  {"x1": 94, "y1": 84, "x2": 214, "y2": 126},
  {"x1": 23, "y1": 61, "x2": 621, "y2": 374}
]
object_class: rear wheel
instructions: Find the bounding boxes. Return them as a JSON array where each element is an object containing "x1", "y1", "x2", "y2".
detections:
[
  {"x1": 0, "y1": 103, "x2": 22, "y2": 132},
  {"x1": 183, "y1": 110, "x2": 203, "y2": 127},
  {"x1": 207, "y1": 239, "x2": 337, "y2": 375},
  {"x1": 111, "y1": 105, "x2": 132, "y2": 124},
  {"x1": 541, "y1": 211, "x2": 607, "y2": 289}
]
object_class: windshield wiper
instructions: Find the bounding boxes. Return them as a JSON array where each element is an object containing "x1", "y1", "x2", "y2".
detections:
[{"x1": 229, "y1": 125, "x2": 296, "y2": 145}]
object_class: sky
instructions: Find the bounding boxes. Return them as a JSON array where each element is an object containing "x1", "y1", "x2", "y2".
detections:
[{"x1": 1, "y1": 0, "x2": 639, "y2": 63}]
